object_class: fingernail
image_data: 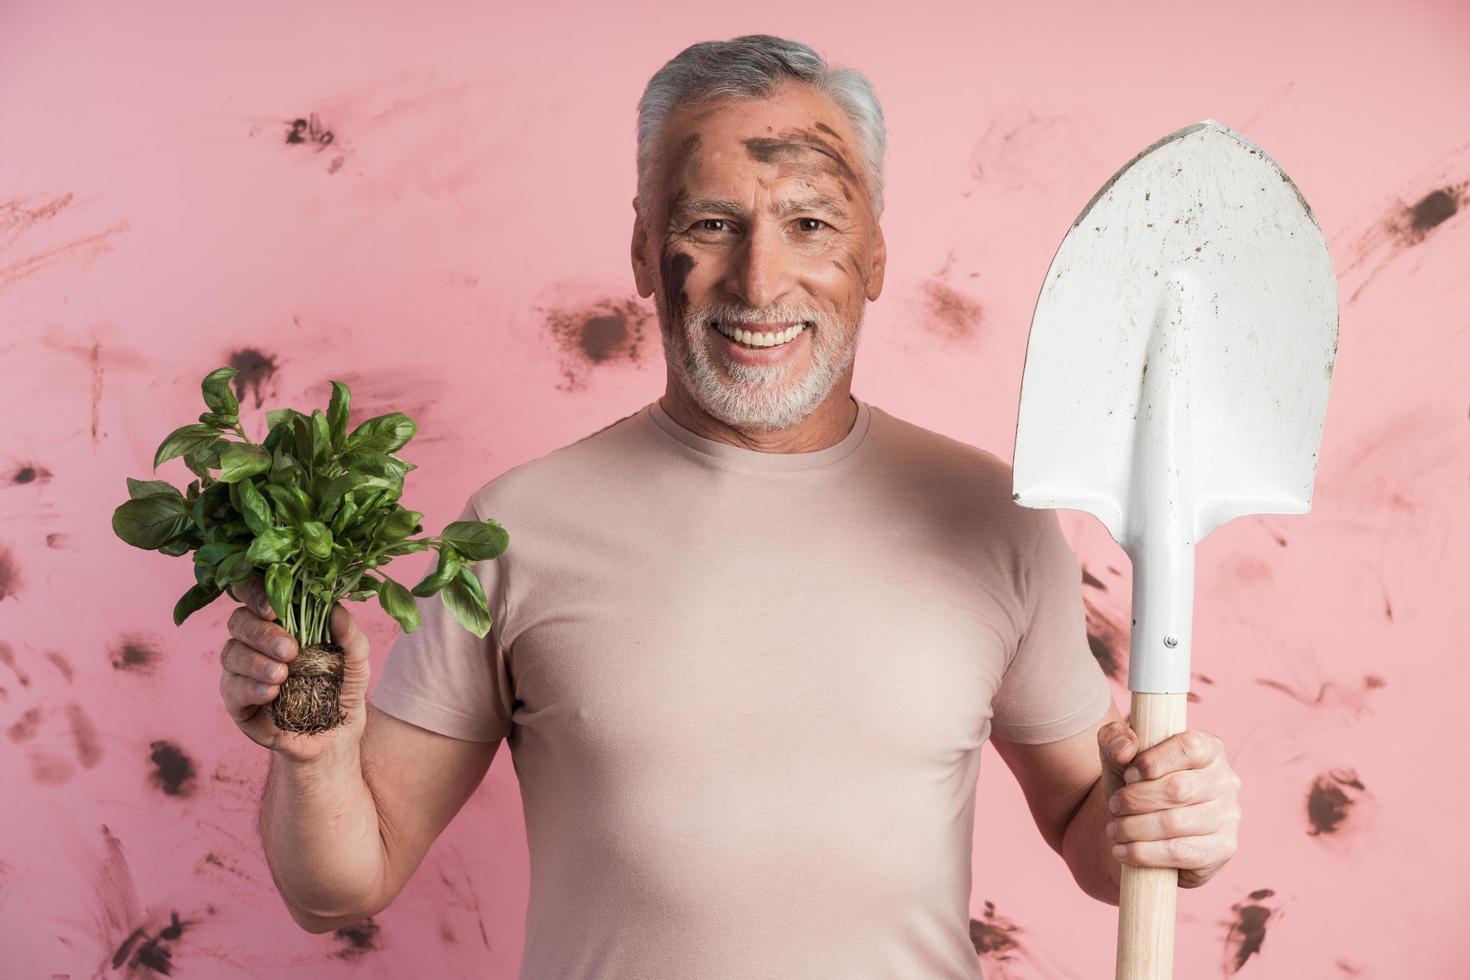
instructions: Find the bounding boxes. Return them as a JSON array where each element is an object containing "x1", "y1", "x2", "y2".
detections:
[
  {"x1": 273, "y1": 638, "x2": 293, "y2": 658},
  {"x1": 1109, "y1": 794, "x2": 1122, "y2": 814},
  {"x1": 1124, "y1": 767, "x2": 1142, "y2": 784},
  {"x1": 1105, "y1": 822, "x2": 1117, "y2": 840},
  {"x1": 1112, "y1": 844, "x2": 1126, "y2": 859}
]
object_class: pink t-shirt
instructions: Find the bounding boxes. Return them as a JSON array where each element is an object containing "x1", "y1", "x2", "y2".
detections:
[{"x1": 368, "y1": 393, "x2": 1112, "y2": 979}]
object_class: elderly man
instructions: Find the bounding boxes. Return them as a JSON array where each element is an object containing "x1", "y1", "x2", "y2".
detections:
[{"x1": 226, "y1": 34, "x2": 1241, "y2": 979}]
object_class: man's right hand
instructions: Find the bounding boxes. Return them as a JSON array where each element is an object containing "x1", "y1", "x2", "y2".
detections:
[{"x1": 220, "y1": 577, "x2": 373, "y2": 762}]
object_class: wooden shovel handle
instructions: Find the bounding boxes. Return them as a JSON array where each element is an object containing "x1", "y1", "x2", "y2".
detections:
[{"x1": 1115, "y1": 691, "x2": 1189, "y2": 980}]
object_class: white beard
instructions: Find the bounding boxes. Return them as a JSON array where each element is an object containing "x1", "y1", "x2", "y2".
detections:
[{"x1": 663, "y1": 301, "x2": 862, "y2": 434}]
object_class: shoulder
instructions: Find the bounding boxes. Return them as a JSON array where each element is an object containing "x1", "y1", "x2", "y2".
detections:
[
  {"x1": 463, "y1": 404, "x2": 648, "y2": 521},
  {"x1": 865, "y1": 403, "x2": 1037, "y2": 534}
]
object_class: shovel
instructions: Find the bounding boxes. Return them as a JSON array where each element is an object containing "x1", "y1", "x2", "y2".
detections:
[{"x1": 1009, "y1": 119, "x2": 1338, "y2": 979}]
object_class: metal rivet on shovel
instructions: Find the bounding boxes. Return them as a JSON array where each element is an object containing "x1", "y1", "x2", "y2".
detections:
[{"x1": 1010, "y1": 119, "x2": 1337, "y2": 980}]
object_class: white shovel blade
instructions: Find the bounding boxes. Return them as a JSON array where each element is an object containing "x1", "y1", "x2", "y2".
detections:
[{"x1": 1012, "y1": 120, "x2": 1338, "y2": 548}]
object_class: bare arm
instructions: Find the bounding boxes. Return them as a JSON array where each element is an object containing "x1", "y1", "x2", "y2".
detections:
[{"x1": 991, "y1": 698, "x2": 1126, "y2": 905}]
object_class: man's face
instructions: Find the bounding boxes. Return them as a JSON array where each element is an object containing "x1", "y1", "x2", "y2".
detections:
[{"x1": 631, "y1": 81, "x2": 886, "y2": 434}]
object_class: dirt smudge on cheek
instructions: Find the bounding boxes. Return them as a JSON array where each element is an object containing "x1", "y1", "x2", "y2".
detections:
[
  {"x1": 660, "y1": 249, "x2": 697, "y2": 330},
  {"x1": 1307, "y1": 768, "x2": 1365, "y2": 835},
  {"x1": 227, "y1": 348, "x2": 280, "y2": 410},
  {"x1": 1221, "y1": 888, "x2": 1277, "y2": 974},
  {"x1": 148, "y1": 739, "x2": 198, "y2": 797}
]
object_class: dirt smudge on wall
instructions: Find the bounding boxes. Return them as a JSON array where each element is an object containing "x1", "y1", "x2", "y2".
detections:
[
  {"x1": 0, "y1": 192, "x2": 131, "y2": 295},
  {"x1": 541, "y1": 296, "x2": 654, "y2": 392},
  {"x1": 149, "y1": 740, "x2": 198, "y2": 797},
  {"x1": 0, "y1": 543, "x2": 22, "y2": 601},
  {"x1": 227, "y1": 348, "x2": 280, "y2": 409},
  {"x1": 110, "y1": 635, "x2": 161, "y2": 674},
  {"x1": 1307, "y1": 768, "x2": 1365, "y2": 836},
  {"x1": 1222, "y1": 887, "x2": 1278, "y2": 974},
  {"x1": 920, "y1": 280, "x2": 984, "y2": 342},
  {"x1": 968, "y1": 899, "x2": 1022, "y2": 962},
  {"x1": 1083, "y1": 596, "x2": 1127, "y2": 681},
  {"x1": 335, "y1": 916, "x2": 382, "y2": 959}
]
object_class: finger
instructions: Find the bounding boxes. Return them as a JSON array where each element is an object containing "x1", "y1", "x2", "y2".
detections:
[
  {"x1": 230, "y1": 578, "x2": 275, "y2": 620},
  {"x1": 1108, "y1": 799, "x2": 1223, "y2": 843},
  {"x1": 329, "y1": 602, "x2": 367, "y2": 660},
  {"x1": 1126, "y1": 729, "x2": 1221, "y2": 783},
  {"x1": 1111, "y1": 833, "x2": 1226, "y2": 872},
  {"x1": 221, "y1": 639, "x2": 292, "y2": 686},
  {"x1": 220, "y1": 669, "x2": 280, "y2": 719},
  {"x1": 227, "y1": 607, "x2": 297, "y2": 661},
  {"x1": 1112, "y1": 767, "x2": 1209, "y2": 814}
]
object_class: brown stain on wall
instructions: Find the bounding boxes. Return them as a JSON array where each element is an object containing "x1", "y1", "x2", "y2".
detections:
[
  {"x1": 542, "y1": 297, "x2": 654, "y2": 393},
  {"x1": 0, "y1": 192, "x2": 131, "y2": 295},
  {"x1": 1345, "y1": 179, "x2": 1467, "y2": 302},
  {"x1": 1307, "y1": 768, "x2": 1365, "y2": 835},
  {"x1": 7, "y1": 463, "x2": 53, "y2": 486},
  {"x1": 968, "y1": 899, "x2": 1023, "y2": 963},
  {"x1": 1083, "y1": 596, "x2": 1127, "y2": 681},
  {"x1": 227, "y1": 347, "x2": 280, "y2": 410},
  {"x1": 1222, "y1": 887, "x2": 1277, "y2": 974},
  {"x1": 110, "y1": 636, "x2": 161, "y2": 674},
  {"x1": 921, "y1": 280, "x2": 984, "y2": 342},
  {"x1": 335, "y1": 916, "x2": 382, "y2": 959},
  {"x1": 0, "y1": 543, "x2": 22, "y2": 601},
  {"x1": 148, "y1": 740, "x2": 198, "y2": 797}
]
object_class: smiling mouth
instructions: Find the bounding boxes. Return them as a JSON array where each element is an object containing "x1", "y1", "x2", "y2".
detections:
[{"x1": 709, "y1": 320, "x2": 811, "y2": 349}]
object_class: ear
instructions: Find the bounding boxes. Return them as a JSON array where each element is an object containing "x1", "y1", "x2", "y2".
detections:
[
  {"x1": 864, "y1": 222, "x2": 886, "y2": 302},
  {"x1": 631, "y1": 197, "x2": 654, "y2": 299}
]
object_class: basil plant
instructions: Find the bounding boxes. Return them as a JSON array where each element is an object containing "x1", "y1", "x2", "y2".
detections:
[{"x1": 112, "y1": 367, "x2": 508, "y2": 648}]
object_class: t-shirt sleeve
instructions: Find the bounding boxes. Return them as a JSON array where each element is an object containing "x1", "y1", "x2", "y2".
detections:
[
  {"x1": 366, "y1": 495, "x2": 515, "y2": 742},
  {"x1": 988, "y1": 507, "x2": 1113, "y2": 744}
]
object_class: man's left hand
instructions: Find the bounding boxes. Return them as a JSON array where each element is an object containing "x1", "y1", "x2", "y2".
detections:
[{"x1": 1097, "y1": 720, "x2": 1242, "y2": 888}]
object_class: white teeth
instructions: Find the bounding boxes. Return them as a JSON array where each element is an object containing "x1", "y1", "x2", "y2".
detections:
[{"x1": 714, "y1": 322, "x2": 805, "y2": 348}]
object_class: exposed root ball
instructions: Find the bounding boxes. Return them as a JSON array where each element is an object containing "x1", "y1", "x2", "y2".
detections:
[{"x1": 271, "y1": 642, "x2": 346, "y2": 734}]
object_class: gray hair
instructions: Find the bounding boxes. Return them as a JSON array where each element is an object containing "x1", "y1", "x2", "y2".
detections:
[{"x1": 635, "y1": 34, "x2": 887, "y2": 228}]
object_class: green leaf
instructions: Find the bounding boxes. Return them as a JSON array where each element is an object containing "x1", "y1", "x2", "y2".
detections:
[
  {"x1": 269, "y1": 447, "x2": 305, "y2": 487},
  {"x1": 377, "y1": 574, "x2": 421, "y2": 633},
  {"x1": 339, "y1": 450, "x2": 409, "y2": 481},
  {"x1": 214, "y1": 550, "x2": 251, "y2": 585},
  {"x1": 245, "y1": 526, "x2": 299, "y2": 563},
  {"x1": 201, "y1": 367, "x2": 240, "y2": 417},
  {"x1": 261, "y1": 483, "x2": 312, "y2": 525},
  {"x1": 330, "y1": 494, "x2": 359, "y2": 536},
  {"x1": 440, "y1": 566, "x2": 492, "y2": 638},
  {"x1": 264, "y1": 562, "x2": 294, "y2": 621},
  {"x1": 300, "y1": 521, "x2": 333, "y2": 559},
  {"x1": 310, "y1": 409, "x2": 331, "y2": 465},
  {"x1": 126, "y1": 477, "x2": 181, "y2": 500},
  {"x1": 410, "y1": 547, "x2": 461, "y2": 597},
  {"x1": 373, "y1": 508, "x2": 422, "y2": 545},
  {"x1": 218, "y1": 443, "x2": 272, "y2": 483},
  {"x1": 380, "y1": 539, "x2": 432, "y2": 557},
  {"x1": 195, "y1": 540, "x2": 246, "y2": 568},
  {"x1": 159, "y1": 534, "x2": 196, "y2": 557},
  {"x1": 173, "y1": 582, "x2": 223, "y2": 626},
  {"x1": 153, "y1": 423, "x2": 222, "y2": 471},
  {"x1": 343, "y1": 412, "x2": 416, "y2": 455},
  {"x1": 113, "y1": 495, "x2": 191, "y2": 550},
  {"x1": 197, "y1": 411, "x2": 238, "y2": 429},
  {"x1": 237, "y1": 478, "x2": 273, "y2": 536},
  {"x1": 265, "y1": 407, "x2": 300, "y2": 432},
  {"x1": 438, "y1": 519, "x2": 509, "y2": 561},
  {"x1": 326, "y1": 381, "x2": 351, "y2": 452}
]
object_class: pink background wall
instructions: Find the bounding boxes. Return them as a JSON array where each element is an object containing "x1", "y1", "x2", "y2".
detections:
[{"x1": 3, "y1": 1, "x2": 1468, "y2": 976}]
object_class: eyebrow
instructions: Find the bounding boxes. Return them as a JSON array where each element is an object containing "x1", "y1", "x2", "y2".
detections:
[{"x1": 670, "y1": 194, "x2": 849, "y2": 224}]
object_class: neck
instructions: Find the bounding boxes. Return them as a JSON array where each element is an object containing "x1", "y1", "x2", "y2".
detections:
[{"x1": 658, "y1": 384, "x2": 858, "y2": 454}]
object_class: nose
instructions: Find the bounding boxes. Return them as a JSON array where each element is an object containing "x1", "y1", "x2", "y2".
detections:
[{"x1": 724, "y1": 221, "x2": 796, "y2": 312}]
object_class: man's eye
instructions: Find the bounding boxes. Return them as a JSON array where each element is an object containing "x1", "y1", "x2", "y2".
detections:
[
  {"x1": 694, "y1": 219, "x2": 730, "y2": 233},
  {"x1": 797, "y1": 218, "x2": 830, "y2": 233}
]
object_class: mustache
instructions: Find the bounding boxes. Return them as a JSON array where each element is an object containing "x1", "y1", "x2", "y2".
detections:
[{"x1": 686, "y1": 303, "x2": 830, "y2": 327}]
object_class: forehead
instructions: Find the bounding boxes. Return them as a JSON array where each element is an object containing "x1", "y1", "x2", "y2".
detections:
[{"x1": 660, "y1": 82, "x2": 862, "y2": 194}]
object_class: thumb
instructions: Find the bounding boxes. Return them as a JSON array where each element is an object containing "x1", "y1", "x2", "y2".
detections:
[
  {"x1": 1098, "y1": 721, "x2": 1139, "y2": 779},
  {"x1": 328, "y1": 601, "x2": 372, "y2": 704}
]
